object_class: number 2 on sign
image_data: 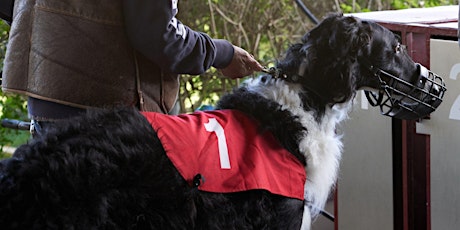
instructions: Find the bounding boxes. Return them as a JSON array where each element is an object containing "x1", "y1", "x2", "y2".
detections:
[{"x1": 204, "y1": 118, "x2": 231, "y2": 169}]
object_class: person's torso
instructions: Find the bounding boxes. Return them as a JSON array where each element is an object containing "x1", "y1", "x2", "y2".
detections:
[{"x1": 2, "y1": 0, "x2": 179, "y2": 114}]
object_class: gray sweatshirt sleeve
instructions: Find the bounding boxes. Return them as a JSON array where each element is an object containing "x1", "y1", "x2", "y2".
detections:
[{"x1": 122, "y1": 0, "x2": 234, "y2": 75}]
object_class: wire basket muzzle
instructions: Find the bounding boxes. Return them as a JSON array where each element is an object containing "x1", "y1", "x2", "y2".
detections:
[{"x1": 365, "y1": 64, "x2": 446, "y2": 120}]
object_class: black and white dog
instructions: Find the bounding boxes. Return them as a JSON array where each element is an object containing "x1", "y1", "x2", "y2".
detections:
[{"x1": 0, "y1": 14, "x2": 445, "y2": 229}]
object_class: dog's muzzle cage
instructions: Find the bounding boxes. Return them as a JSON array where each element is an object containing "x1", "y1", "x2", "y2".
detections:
[{"x1": 365, "y1": 63, "x2": 446, "y2": 120}]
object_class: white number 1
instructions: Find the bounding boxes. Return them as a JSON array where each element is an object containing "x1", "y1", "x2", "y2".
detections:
[{"x1": 204, "y1": 118, "x2": 231, "y2": 169}]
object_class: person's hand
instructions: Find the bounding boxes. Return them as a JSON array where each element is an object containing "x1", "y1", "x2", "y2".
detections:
[{"x1": 219, "y1": 46, "x2": 263, "y2": 79}]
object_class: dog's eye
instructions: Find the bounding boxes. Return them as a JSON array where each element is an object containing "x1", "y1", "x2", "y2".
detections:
[{"x1": 395, "y1": 43, "x2": 406, "y2": 54}]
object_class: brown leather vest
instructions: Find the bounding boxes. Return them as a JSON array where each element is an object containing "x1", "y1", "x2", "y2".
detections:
[{"x1": 1, "y1": 0, "x2": 179, "y2": 113}]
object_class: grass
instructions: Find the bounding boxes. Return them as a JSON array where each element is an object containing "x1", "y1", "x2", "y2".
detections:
[{"x1": 0, "y1": 151, "x2": 12, "y2": 159}]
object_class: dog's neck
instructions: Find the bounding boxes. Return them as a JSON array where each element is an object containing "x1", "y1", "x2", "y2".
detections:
[
  {"x1": 262, "y1": 58, "x2": 308, "y2": 83},
  {"x1": 217, "y1": 76, "x2": 352, "y2": 166},
  {"x1": 219, "y1": 76, "x2": 352, "y2": 218},
  {"x1": 216, "y1": 78, "x2": 308, "y2": 165}
]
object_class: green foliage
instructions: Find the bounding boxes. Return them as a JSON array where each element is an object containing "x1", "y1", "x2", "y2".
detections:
[
  {"x1": 178, "y1": 0, "x2": 313, "y2": 113},
  {"x1": 0, "y1": 151, "x2": 11, "y2": 159},
  {"x1": 178, "y1": 0, "x2": 457, "y2": 113},
  {"x1": 179, "y1": 70, "x2": 240, "y2": 111},
  {"x1": 0, "y1": 94, "x2": 30, "y2": 149},
  {"x1": 339, "y1": 0, "x2": 457, "y2": 13},
  {"x1": 178, "y1": 0, "x2": 456, "y2": 113},
  {"x1": 0, "y1": 20, "x2": 30, "y2": 151}
]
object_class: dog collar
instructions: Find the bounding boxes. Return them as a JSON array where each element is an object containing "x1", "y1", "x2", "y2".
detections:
[{"x1": 261, "y1": 58, "x2": 308, "y2": 83}]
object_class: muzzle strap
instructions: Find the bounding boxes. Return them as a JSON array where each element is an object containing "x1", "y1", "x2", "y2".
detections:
[{"x1": 365, "y1": 63, "x2": 446, "y2": 120}]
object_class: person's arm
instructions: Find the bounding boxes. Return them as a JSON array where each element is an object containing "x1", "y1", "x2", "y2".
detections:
[
  {"x1": 0, "y1": 0, "x2": 14, "y2": 24},
  {"x1": 122, "y1": 0, "x2": 233, "y2": 75}
]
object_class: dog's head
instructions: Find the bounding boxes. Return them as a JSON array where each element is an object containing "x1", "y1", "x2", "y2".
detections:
[{"x1": 275, "y1": 14, "x2": 446, "y2": 120}]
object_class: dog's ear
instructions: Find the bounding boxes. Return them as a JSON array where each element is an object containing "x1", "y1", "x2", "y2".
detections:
[
  {"x1": 306, "y1": 15, "x2": 367, "y2": 60},
  {"x1": 331, "y1": 16, "x2": 371, "y2": 58},
  {"x1": 357, "y1": 23, "x2": 371, "y2": 45},
  {"x1": 299, "y1": 15, "x2": 365, "y2": 103},
  {"x1": 353, "y1": 21, "x2": 372, "y2": 57}
]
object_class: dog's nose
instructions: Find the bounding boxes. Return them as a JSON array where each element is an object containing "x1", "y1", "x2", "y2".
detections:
[
  {"x1": 431, "y1": 84, "x2": 441, "y2": 96},
  {"x1": 417, "y1": 63, "x2": 444, "y2": 97}
]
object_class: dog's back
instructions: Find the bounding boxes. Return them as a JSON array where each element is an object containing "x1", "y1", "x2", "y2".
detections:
[
  {"x1": 0, "y1": 108, "x2": 304, "y2": 229},
  {"x1": 0, "y1": 109, "x2": 175, "y2": 229}
]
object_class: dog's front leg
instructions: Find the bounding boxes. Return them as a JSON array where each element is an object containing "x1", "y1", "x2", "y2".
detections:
[
  {"x1": 299, "y1": 124, "x2": 342, "y2": 221},
  {"x1": 300, "y1": 207, "x2": 312, "y2": 230}
]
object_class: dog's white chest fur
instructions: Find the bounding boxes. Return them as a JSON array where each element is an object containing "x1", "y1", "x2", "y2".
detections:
[{"x1": 245, "y1": 77, "x2": 351, "y2": 228}]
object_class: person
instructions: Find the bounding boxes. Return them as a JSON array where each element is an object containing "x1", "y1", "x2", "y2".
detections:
[{"x1": 0, "y1": 0, "x2": 263, "y2": 136}]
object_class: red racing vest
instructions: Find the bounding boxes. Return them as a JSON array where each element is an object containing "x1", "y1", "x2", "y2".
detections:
[{"x1": 142, "y1": 110, "x2": 306, "y2": 200}]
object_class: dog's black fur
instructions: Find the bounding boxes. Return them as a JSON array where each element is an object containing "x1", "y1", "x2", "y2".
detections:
[
  {"x1": 0, "y1": 14, "x2": 443, "y2": 229},
  {"x1": 1, "y1": 108, "x2": 304, "y2": 229}
]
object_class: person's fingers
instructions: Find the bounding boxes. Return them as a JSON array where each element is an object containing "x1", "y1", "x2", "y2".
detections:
[
  {"x1": 238, "y1": 48, "x2": 263, "y2": 72},
  {"x1": 247, "y1": 58, "x2": 263, "y2": 72},
  {"x1": 219, "y1": 46, "x2": 264, "y2": 78}
]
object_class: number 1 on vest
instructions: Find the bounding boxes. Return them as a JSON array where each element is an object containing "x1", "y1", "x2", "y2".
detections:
[{"x1": 204, "y1": 118, "x2": 231, "y2": 169}]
